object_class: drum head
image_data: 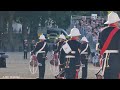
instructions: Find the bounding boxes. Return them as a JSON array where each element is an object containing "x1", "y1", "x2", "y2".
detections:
[
  {"x1": 30, "y1": 60, "x2": 38, "y2": 67},
  {"x1": 29, "y1": 55, "x2": 38, "y2": 74}
]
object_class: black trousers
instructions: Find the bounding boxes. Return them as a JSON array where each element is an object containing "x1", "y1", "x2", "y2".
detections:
[
  {"x1": 38, "y1": 62, "x2": 45, "y2": 79},
  {"x1": 64, "y1": 58, "x2": 77, "y2": 79},
  {"x1": 37, "y1": 54, "x2": 46, "y2": 79},
  {"x1": 104, "y1": 54, "x2": 120, "y2": 79},
  {"x1": 104, "y1": 67, "x2": 120, "y2": 79},
  {"x1": 65, "y1": 68, "x2": 76, "y2": 79},
  {"x1": 81, "y1": 58, "x2": 88, "y2": 79},
  {"x1": 24, "y1": 51, "x2": 27, "y2": 59}
]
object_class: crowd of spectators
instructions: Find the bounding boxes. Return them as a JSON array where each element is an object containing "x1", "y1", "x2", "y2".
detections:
[{"x1": 70, "y1": 16, "x2": 107, "y2": 64}]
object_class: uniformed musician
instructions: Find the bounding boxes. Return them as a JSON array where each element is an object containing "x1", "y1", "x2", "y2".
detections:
[
  {"x1": 60, "y1": 27, "x2": 81, "y2": 79},
  {"x1": 98, "y1": 11, "x2": 120, "y2": 79},
  {"x1": 80, "y1": 36, "x2": 91, "y2": 79},
  {"x1": 31, "y1": 34, "x2": 48, "y2": 79},
  {"x1": 54, "y1": 34, "x2": 66, "y2": 79}
]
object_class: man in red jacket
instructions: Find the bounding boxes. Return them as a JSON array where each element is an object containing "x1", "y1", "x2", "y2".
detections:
[{"x1": 98, "y1": 11, "x2": 120, "y2": 79}]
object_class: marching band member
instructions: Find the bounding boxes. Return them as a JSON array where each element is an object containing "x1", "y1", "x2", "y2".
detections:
[
  {"x1": 97, "y1": 11, "x2": 120, "y2": 79},
  {"x1": 60, "y1": 27, "x2": 81, "y2": 79},
  {"x1": 54, "y1": 34, "x2": 66, "y2": 79},
  {"x1": 80, "y1": 36, "x2": 91, "y2": 79},
  {"x1": 31, "y1": 34, "x2": 48, "y2": 79},
  {"x1": 23, "y1": 39, "x2": 29, "y2": 59}
]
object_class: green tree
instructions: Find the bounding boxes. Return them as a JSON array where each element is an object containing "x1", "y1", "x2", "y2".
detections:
[{"x1": 8, "y1": 11, "x2": 15, "y2": 51}]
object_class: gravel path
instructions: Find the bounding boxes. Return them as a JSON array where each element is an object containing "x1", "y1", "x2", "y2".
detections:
[{"x1": 0, "y1": 52, "x2": 100, "y2": 79}]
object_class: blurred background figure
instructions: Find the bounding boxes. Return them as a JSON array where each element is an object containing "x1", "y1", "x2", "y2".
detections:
[
  {"x1": 23, "y1": 39, "x2": 29, "y2": 59},
  {"x1": 31, "y1": 40, "x2": 36, "y2": 51}
]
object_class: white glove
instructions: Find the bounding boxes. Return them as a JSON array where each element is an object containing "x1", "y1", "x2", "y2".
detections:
[{"x1": 38, "y1": 63, "x2": 42, "y2": 66}]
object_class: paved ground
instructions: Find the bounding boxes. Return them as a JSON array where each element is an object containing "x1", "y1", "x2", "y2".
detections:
[{"x1": 0, "y1": 52, "x2": 100, "y2": 79}]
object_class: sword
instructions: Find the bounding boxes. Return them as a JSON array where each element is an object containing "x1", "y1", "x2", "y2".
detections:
[
  {"x1": 55, "y1": 68, "x2": 65, "y2": 79},
  {"x1": 96, "y1": 53, "x2": 110, "y2": 79}
]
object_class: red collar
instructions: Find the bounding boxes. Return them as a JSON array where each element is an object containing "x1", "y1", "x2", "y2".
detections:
[
  {"x1": 109, "y1": 24, "x2": 118, "y2": 28},
  {"x1": 71, "y1": 37, "x2": 77, "y2": 40}
]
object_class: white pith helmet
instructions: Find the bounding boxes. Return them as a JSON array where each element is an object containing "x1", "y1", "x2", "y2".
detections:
[
  {"x1": 81, "y1": 36, "x2": 89, "y2": 42},
  {"x1": 104, "y1": 11, "x2": 120, "y2": 24},
  {"x1": 59, "y1": 34, "x2": 66, "y2": 40},
  {"x1": 69, "y1": 26, "x2": 81, "y2": 37},
  {"x1": 39, "y1": 34, "x2": 46, "y2": 40}
]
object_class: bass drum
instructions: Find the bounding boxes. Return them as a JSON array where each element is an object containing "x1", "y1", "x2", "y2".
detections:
[
  {"x1": 50, "y1": 53, "x2": 59, "y2": 66},
  {"x1": 29, "y1": 55, "x2": 38, "y2": 74}
]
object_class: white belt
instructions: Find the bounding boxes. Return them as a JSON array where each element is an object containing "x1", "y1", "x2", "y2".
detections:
[
  {"x1": 104, "y1": 50, "x2": 119, "y2": 54},
  {"x1": 71, "y1": 51, "x2": 76, "y2": 54},
  {"x1": 81, "y1": 52, "x2": 88, "y2": 54},
  {"x1": 38, "y1": 51, "x2": 45, "y2": 53},
  {"x1": 65, "y1": 55, "x2": 75, "y2": 58}
]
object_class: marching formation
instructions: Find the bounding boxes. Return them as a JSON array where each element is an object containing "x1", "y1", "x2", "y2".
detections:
[{"x1": 29, "y1": 11, "x2": 120, "y2": 79}]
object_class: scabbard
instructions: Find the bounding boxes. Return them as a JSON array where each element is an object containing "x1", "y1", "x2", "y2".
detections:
[{"x1": 75, "y1": 71, "x2": 79, "y2": 79}]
